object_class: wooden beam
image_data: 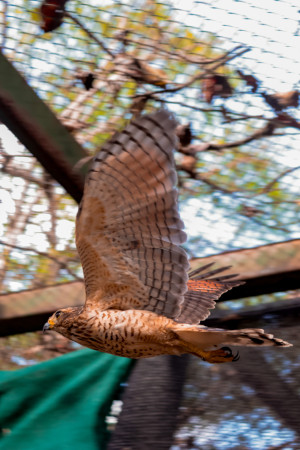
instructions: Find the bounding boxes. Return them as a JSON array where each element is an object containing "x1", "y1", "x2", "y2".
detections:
[
  {"x1": 0, "y1": 281, "x2": 84, "y2": 337},
  {"x1": 0, "y1": 54, "x2": 86, "y2": 203},
  {"x1": 206, "y1": 297, "x2": 300, "y2": 329},
  {"x1": 1, "y1": 240, "x2": 299, "y2": 336},
  {"x1": 190, "y1": 239, "x2": 300, "y2": 300},
  {"x1": 0, "y1": 312, "x2": 52, "y2": 337},
  {"x1": 0, "y1": 281, "x2": 84, "y2": 319}
]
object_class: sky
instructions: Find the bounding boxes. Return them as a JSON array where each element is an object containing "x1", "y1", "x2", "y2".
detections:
[
  {"x1": 174, "y1": 0, "x2": 300, "y2": 94},
  {"x1": 172, "y1": 0, "x2": 300, "y2": 252}
]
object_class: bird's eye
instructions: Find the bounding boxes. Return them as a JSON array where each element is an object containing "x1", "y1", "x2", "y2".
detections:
[{"x1": 55, "y1": 310, "x2": 62, "y2": 318}]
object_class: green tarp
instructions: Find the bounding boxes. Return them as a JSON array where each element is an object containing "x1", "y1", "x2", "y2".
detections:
[{"x1": 0, "y1": 350, "x2": 133, "y2": 450}]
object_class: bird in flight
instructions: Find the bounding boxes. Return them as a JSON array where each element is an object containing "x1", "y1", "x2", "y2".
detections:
[{"x1": 44, "y1": 110, "x2": 291, "y2": 363}]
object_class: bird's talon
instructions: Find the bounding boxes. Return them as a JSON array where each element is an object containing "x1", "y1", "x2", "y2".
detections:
[
  {"x1": 200, "y1": 346, "x2": 238, "y2": 364},
  {"x1": 233, "y1": 351, "x2": 240, "y2": 362},
  {"x1": 220, "y1": 346, "x2": 233, "y2": 357}
]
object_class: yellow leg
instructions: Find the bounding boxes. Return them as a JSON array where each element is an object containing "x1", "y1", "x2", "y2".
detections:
[{"x1": 188, "y1": 345, "x2": 239, "y2": 364}]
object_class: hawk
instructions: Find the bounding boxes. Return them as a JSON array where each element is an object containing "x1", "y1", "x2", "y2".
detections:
[{"x1": 44, "y1": 110, "x2": 291, "y2": 363}]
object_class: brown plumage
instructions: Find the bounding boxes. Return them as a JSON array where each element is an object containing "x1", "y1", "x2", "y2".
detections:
[{"x1": 44, "y1": 110, "x2": 292, "y2": 363}]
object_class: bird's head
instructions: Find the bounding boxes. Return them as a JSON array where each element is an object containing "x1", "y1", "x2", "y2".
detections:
[{"x1": 43, "y1": 307, "x2": 82, "y2": 335}]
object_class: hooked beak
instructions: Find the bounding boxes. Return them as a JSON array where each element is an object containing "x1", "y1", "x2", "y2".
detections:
[
  {"x1": 43, "y1": 317, "x2": 55, "y2": 333},
  {"x1": 43, "y1": 322, "x2": 51, "y2": 333}
]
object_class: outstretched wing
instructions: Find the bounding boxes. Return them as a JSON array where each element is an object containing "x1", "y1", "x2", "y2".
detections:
[
  {"x1": 76, "y1": 110, "x2": 189, "y2": 318},
  {"x1": 176, "y1": 263, "x2": 244, "y2": 324}
]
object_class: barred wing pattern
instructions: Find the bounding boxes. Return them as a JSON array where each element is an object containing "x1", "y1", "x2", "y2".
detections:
[
  {"x1": 178, "y1": 264, "x2": 244, "y2": 324},
  {"x1": 76, "y1": 110, "x2": 190, "y2": 319}
]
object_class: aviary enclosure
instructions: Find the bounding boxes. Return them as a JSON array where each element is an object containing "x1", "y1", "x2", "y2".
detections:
[{"x1": 0, "y1": 1, "x2": 299, "y2": 449}]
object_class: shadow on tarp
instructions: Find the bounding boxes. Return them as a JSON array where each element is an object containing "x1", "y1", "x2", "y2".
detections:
[{"x1": 0, "y1": 350, "x2": 133, "y2": 450}]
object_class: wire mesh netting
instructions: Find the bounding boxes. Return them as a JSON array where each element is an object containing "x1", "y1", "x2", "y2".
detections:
[
  {"x1": 0, "y1": 2, "x2": 300, "y2": 449},
  {"x1": 173, "y1": 325, "x2": 300, "y2": 449},
  {"x1": 1, "y1": 0, "x2": 300, "y2": 293},
  {"x1": 0, "y1": 125, "x2": 79, "y2": 292},
  {"x1": 105, "y1": 325, "x2": 300, "y2": 450}
]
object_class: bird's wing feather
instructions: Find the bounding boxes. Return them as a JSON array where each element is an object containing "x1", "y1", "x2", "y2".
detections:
[
  {"x1": 76, "y1": 110, "x2": 189, "y2": 318},
  {"x1": 176, "y1": 264, "x2": 244, "y2": 324}
]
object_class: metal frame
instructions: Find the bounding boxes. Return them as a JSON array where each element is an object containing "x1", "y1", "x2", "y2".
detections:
[{"x1": 0, "y1": 53, "x2": 86, "y2": 203}]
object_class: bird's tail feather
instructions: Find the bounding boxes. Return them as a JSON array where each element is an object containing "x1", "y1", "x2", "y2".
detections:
[{"x1": 174, "y1": 324, "x2": 292, "y2": 351}]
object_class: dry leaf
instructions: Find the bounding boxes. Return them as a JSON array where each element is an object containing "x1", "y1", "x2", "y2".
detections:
[
  {"x1": 237, "y1": 69, "x2": 259, "y2": 93},
  {"x1": 176, "y1": 123, "x2": 193, "y2": 147},
  {"x1": 202, "y1": 75, "x2": 233, "y2": 103},
  {"x1": 40, "y1": 0, "x2": 68, "y2": 33},
  {"x1": 262, "y1": 91, "x2": 299, "y2": 111},
  {"x1": 181, "y1": 155, "x2": 197, "y2": 174},
  {"x1": 76, "y1": 71, "x2": 96, "y2": 91},
  {"x1": 130, "y1": 59, "x2": 170, "y2": 87}
]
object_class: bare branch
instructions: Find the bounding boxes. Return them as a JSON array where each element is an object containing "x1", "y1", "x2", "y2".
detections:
[
  {"x1": 0, "y1": 162, "x2": 40, "y2": 289},
  {"x1": 204, "y1": 122, "x2": 276, "y2": 151},
  {"x1": 197, "y1": 174, "x2": 237, "y2": 195},
  {"x1": 273, "y1": 112, "x2": 300, "y2": 130},
  {"x1": 133, "y1": 46, "x2": 249, "y2": 100},
  {"x1": 124, "y1": 37, "x2": 244, "y2": 66},
  {"x1": 177, "y1": 163, "x2": 237, "y2": 195},
  {"x1": 75, "y1": 114, "x2": 121, "y2": 146},
  {"x1": 258, "y1": 166, "x2": 300, "y2": 195},
  {"x1": 43, "y1": 171, "x2": 57, "y2": 247},
  {"x1": 0, "y1": 153, "x2": 45, "y2": 187},
  {"x1": 245, "y1": 215, "x2": 289, "y2": 233},
  {"x1": 65, "y1": 11, "x2": 114, "y2": 59},
  {"x1": 175, "y1": 122, "x2": 276, "y2": 159},
  {"x1": 0, "y1": 240, "x2": 82, "y2": 281},
  {"x1": 60, "y1": 89, "x2": 97, "y2": 123}
]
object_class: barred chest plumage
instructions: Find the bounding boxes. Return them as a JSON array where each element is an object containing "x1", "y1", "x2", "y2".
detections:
[{"x1": 63, "y1": 308, "x2": 180, "y2": 359}]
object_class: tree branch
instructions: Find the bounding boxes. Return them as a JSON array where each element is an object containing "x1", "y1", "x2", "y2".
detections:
[
  {"x1": 258, "y1": 165, "x2": 300, "y2": 196},
  {"x1": 43, "y1": 171, "x2": 57, "y2": 247},
  {"x1": 125, "y1": 36, "x2": 245, "y2": 66},
  {"x1": 177, "y1": 163, "x2": 237, "y2": 195},
  {"x1": 244, "y1": 215, "x2": 289, "y2": 233},
  {"x1": 0, "y1": 155, "x2": 45, "y2": 187},
  {"x1": 0, "y1": 240, "x2": 82, "y2": 281},
  {"x1": 65, "y1": 11, "x2": 114, "y2": 59},
  {"x1": 133, "y1": 46, "x2": 249, "y2": 99},
  {"x1": 204, "y1": 122, "x2": 275, "y2": 151}
]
